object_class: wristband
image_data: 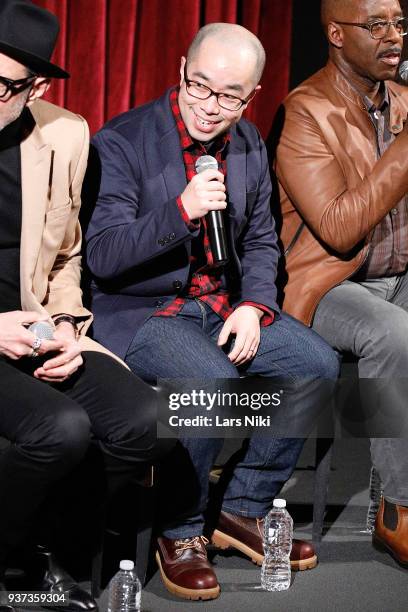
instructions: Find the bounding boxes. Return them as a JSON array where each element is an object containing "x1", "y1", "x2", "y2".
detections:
[{"x1": 52, "y1": 314, "x2": 78, "y2": 332}]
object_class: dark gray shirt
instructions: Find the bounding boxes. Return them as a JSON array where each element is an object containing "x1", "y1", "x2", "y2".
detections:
[
  {"x1": 355, "y1": 86, "x2": 408, "y2": 279},
  {"x1": 0, "y1": 113, "x2": 24, "y2": 312}
]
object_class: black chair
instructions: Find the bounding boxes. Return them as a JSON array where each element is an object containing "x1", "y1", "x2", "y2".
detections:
[
  {"x1": 312, "y1": 437, "x2": 335, "y2": 543},
  {"x1": 312, "y1": 354, "x2": 361, "y2": 543},
  {"x1": 90, "y1": 465, "x2": 155, "y2": 597}
]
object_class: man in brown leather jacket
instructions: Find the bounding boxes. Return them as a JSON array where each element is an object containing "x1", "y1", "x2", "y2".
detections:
[{"x1": 276, "y1": 0, "x2": 408, "y2": 567}]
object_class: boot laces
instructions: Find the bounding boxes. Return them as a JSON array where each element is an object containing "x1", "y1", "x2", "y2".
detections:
[{"x1": 174, "y1": 536, "x2": 209, "y2": 556}]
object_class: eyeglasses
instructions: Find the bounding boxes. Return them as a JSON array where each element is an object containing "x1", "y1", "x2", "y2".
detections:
[
  {"x1": 334, "y1": 17, "x2": 408, "y2": 39},
  {"x1": 183, "y1": 64, "x2": 255, "y2": 111},
  {"x1": 0, "y1": 75, "x2": 37, "y2": 100}
]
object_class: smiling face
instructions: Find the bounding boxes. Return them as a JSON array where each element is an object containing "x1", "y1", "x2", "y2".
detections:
[
  {"x1": 178, "y1": 37, "x2": 260, "y2": 142},
  {"x1": 328, "y1": 0, "x2": 405, "y2": 86}
]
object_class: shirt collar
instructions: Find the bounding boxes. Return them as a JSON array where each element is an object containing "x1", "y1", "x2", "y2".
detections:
[{"x1": 363, "y1": 82, "x2": 389, "y2": 115}]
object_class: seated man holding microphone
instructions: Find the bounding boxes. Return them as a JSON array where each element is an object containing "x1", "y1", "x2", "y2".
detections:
[{"x1": 84, "y1": 22, "x2": 339, "y2": 601}]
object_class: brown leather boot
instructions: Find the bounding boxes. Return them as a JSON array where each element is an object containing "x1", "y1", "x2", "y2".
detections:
[
  {"x1": 156, "y1": 536, "x2": 220, "y2": 600},
  {"x1": 212, "y1": 510, "x2": 317, "y2": 570},
  {"x1": 373, "y1": 497, "x2": 408, "y2": 566}
]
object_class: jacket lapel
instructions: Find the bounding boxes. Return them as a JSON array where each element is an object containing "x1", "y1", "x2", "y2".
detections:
[
  {"x1": 20, "y1": 117, "x2": 52, "y2": 310},
  {"x1": 226, "y1": 127, "x2": 247, "y2": 224},
  {"x1": 155, "y1": 94, "x2": 188, "y2": 200},
  {"x1": 160, "y1": 128, "x2": 187, "y2": 200}
]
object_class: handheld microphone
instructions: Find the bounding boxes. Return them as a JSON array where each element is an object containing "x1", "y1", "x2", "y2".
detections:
[
  {"x1": 399, "y1": 60, "x2": 408, "y2": 82},
  {"x1": 195, "y1": 155, "x2": 229, "y2": 266},
  {"x1": 27, "y1": 320, "x2": 55, "y2": 339}
]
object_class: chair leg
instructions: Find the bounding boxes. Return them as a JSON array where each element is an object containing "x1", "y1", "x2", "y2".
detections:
[
  {"x1": 91, "y1": 547, "x2": 103, "y2": 598},
  {"x1": 90, "y1": 501, "x2": 107, "y2": 598},
  {"x1": 135, "y1": 486, "x2": 155, "y2": 585},
  {"x1": 91, "y1": 466, "x2": 155, "y2": 592},
  {"x1": 312, "y1": 438, "x2": 334, "y2": 543}
]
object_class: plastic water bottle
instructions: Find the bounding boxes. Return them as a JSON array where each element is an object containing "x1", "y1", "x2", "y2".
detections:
[
  {"x1": 366, "y1": 466, "x2": 383, "y2": 533},
  {"x1": 261, "y1": 498, "x2": 293, "y2": 591},
  {"x1": 107, "y1": 560, "x2": 141, "y2": 612}
]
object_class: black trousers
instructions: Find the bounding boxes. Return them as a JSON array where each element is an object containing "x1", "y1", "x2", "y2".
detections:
[{"x1": 0, "y1": 351, "x2": 170, "y2": 566}]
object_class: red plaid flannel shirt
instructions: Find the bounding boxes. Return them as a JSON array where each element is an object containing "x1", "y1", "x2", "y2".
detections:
[{"x1": 154, "y1": 88, "x2": 274, "y2": 325}]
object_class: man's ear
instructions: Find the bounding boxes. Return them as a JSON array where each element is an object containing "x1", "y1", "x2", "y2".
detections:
[
  {"x1": 179, "y1": 56, "x2": 186, "y2": 87},
  {"x1": 26, "y1": 78, "x2": 51, "y2": 106},
  {"x1": 327, "y1": 21, "x2": 344, "y2": 48},
  {"x1": 243, "y1": 84, "x2": 261, "y2": 110}
]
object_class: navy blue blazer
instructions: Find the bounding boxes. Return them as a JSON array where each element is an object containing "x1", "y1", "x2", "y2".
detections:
[{"x1": 85, "y1": 90, "x2": 280, "y2": 359}]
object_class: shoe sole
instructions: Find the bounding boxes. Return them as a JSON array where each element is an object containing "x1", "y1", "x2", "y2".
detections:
[
  {"x1": 155, "y1": 551, "x2": 221, "y2": 601},
  {"x1": 372, "y1": 535, "x2": 408, "y2": 567},
  {"x1": 211, "y1": 529, "x2": 318, "y2": 571}
]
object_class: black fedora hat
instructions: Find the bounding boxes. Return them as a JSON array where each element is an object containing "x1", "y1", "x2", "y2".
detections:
[{"x1": 0, "y1": 0, "x2": 69, "y2": 78}]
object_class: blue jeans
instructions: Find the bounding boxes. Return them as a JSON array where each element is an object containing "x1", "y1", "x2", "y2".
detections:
[{"x1": 126, "y1": 299, "x2": 339, "y2": 537}]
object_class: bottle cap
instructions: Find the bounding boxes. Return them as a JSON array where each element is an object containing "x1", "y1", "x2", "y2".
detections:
[
  {"x1": 120, "y1": 560, "x2": 134, "y2": 571},
  {"x1": 273, "y1": 498, "x2": 286, "y2": 508}
]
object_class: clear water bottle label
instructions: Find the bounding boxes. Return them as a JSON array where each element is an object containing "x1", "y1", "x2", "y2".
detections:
[{"x1": 267, "y1": 527, "x2": 277, "y2": 541}]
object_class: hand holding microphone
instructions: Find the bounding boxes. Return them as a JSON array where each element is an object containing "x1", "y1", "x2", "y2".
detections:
[
  {"x1": 0, "y1": 311, "x2": 63, "y2": 361},
  {"x1": 30, "y1": 318, "x2": 83, "y2": 382},
  {"x1": 181, "y1": 159, "x2": 226, "y2": 219},
  {"x1": 27, "y1": 320, "x2": 55, "y2": 357},
  {"x1": 180, "y1": 155, "x2": 229, "y2": 265}
]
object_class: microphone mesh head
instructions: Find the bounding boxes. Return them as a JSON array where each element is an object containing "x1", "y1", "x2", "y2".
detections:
[
  {"x1": 399, "y1": 60, "x2": 408, "y2": 82},
  {"x1": 28, "y1": 321, "x2": 55, "y2": 339},
  {"x1": 195, "y1": 155, "x2": 218, "y2": 174}
]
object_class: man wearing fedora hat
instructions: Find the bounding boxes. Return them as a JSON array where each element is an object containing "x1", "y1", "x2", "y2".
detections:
[{"x1": 0, "y1": 2, "x2": 173, "y2": 611}]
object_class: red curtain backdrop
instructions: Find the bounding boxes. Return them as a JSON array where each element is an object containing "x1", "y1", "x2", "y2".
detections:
[{"x1": 32, "y1": 0, "x2": 292, "y2": 139}]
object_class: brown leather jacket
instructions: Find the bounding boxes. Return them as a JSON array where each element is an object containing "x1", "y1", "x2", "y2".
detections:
[{"x1": 276, "y1": 59, "x2": 408, "y2": 325}]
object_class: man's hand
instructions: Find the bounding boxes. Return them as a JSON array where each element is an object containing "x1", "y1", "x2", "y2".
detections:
[
  {"x1": 181, "y1": 169, "x2": 226, "y2": 220},
  {"x1": 34, "y1": 322, "x2": 83, "y2": 383},
  {"x1": 217, "y1": 305, "x2": 263, "y2": 365},
  {"x1": 0, "y1": 311, "x2": 63, "y2": 360}
]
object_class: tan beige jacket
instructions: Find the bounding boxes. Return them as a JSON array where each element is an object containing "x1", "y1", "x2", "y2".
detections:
[
  {"x1": 20, "y1": 98, "x2": 112, "y2": 356},
  {"x1": 276, "y1": 60, "x2": 408, "y2": 325}
]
